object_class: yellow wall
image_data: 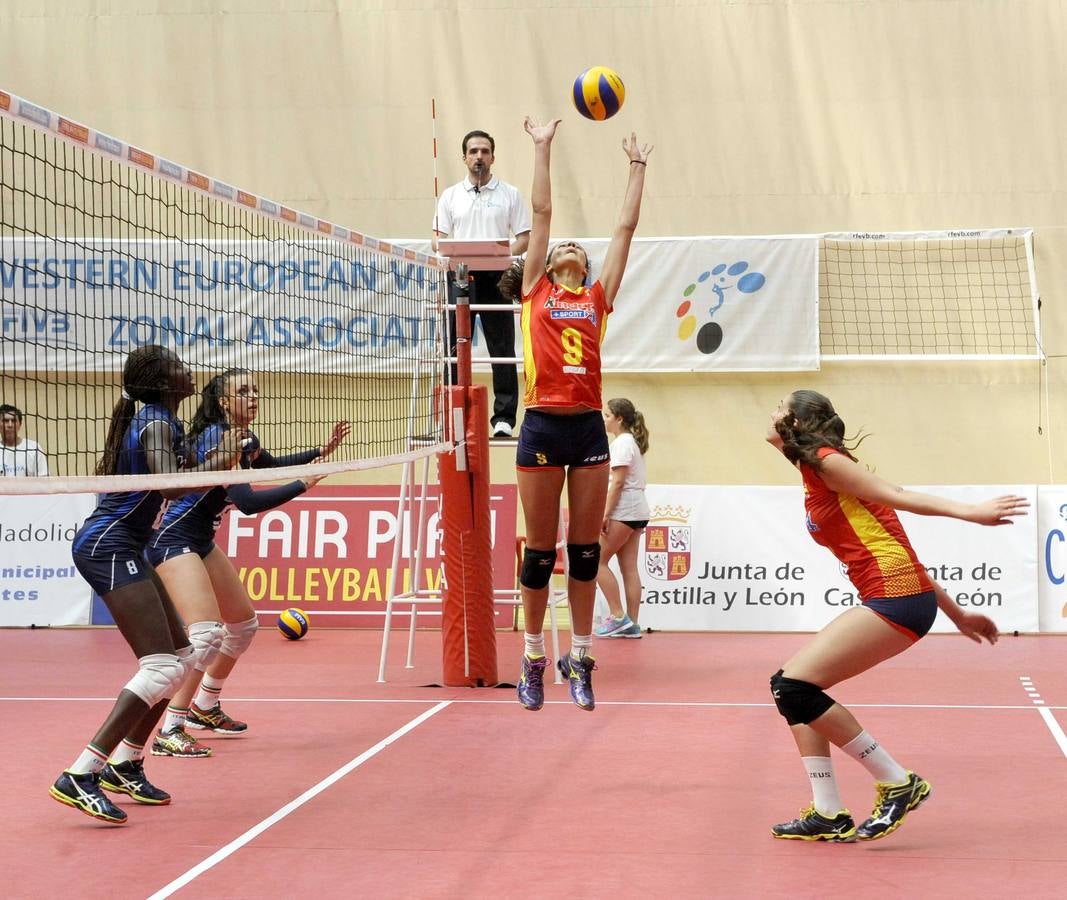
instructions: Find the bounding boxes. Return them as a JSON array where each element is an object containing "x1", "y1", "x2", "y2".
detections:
[{"x1": 2, "y1": 0, "x2": 1064, "y2": 488}]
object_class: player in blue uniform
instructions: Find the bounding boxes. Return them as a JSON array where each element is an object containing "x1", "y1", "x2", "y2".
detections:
[
  {"x1": 148, "y1": 367, "x2": 349, "y2": 755},
  {"x1": 50, "y1": 345, "x2": 244, "y2": 824}
]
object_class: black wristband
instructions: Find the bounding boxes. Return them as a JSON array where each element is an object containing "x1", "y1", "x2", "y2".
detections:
[{"x1": 630, "y1": 160, "x2": 646, "y2": 166}]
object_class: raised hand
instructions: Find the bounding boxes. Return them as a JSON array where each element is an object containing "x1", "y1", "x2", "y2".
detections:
[
  {"x1": 622, "y1": 132, "x2": 653, "y2": 164},
  {"x1": 320, "y1": 421, "x2": 351, "y2": 459},
  {"x1": 968, "y1": 494, "x2": 1030, "y2": 526},
  {"x1": 303, "y1": 456, "x2": 327, "y2": 490},
  {"x1": 524, "y1": 116, "x2": 562, "y2": 145}
]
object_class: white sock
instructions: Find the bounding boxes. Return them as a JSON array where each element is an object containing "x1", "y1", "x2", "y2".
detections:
[
  {"x1": 69, "y1": 744, "x2": 108, "y2": 775},
  {"x1": 194, "y1": 675, "x2": 225, "y2": 711},
  {"x1": 161, "y1": 705, "x2": 188, "y2": 734},
  {"x1": 524, "y1": 633, "x2": 546, "y2": 658},
  {"x1": 802, "y1": 756, "x2": 845, "y2": 816},
  {"x1": 841, "y1": 730, "x2": 908, "y2": 784},
  {"x1": 570, "y1": 633, "x2": 593, "y2": 660},
  {"x1": 108, "y1": 738, "x2": 144, "y2": 765}
]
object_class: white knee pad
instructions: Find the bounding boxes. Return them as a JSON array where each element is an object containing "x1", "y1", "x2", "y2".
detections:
[
  {"x1": 219, "y1": 615, "x2": 259, "y2": 660},
  {"x1": 188, "y1": 620, "x2": 227, "y2": 672},
  {"x1": 123, "y1": 653, "x2": 186, "y2": 707},
  {"x1": 176, "y1": 644, "x2": 196, "y2": 681}
]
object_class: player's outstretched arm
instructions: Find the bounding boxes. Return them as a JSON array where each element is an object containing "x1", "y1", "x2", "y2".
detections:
[
  {"x1": 521, "y1": 116, "x2": 560, "y2": 297},
  {"x1": 817, "y1": 453, "x2": 1029, "y2": 526},
  {"x1": 600, "y1": 133, "x2": 652, "y2": 307}
]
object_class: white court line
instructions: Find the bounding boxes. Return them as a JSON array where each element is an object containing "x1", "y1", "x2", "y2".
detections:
[
  {"x1": 146, "y1": 700, "x2": 451, "y2": 900},
  {"x1": 1038, "y1": 708, "x2": 1067, "y2": 758},
  {"x1": 1018, "y1": 675, "x2": 1067, "y2": 758},
  {"x1": 3, "y1": 696, "x2": 1065, "y2": 711}
]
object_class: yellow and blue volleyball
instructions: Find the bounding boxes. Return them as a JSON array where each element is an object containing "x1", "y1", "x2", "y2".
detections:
[
  {"x1": 278, "y1": 608, "x2": 309, "y2": 640},
  {"x1": 572, "y1": 66, "x2": 625, "y2": 121}
]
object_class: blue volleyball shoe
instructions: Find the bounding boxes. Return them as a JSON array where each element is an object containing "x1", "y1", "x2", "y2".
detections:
[
  {"x1": 49, "y1": 771, "x2": 128, "y2": 824},
  {"x1": 100, "y1": 759, "x2": 171, "y2": 805},
  {"x1": 557, "y1": 653, "x2": 597, "y2": 710},
  {"x1": 517, "y1": 654, "x2": 549, "y2": 710}
]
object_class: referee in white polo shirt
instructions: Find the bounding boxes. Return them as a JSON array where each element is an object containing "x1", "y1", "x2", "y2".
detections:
[{"x1": 433, "y1": 130, "x2": 531, "y2": 438}]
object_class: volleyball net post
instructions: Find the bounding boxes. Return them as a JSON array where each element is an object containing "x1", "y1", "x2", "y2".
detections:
[{"x1": 436, "y1": 246, "x2": 510, "y2": 687}]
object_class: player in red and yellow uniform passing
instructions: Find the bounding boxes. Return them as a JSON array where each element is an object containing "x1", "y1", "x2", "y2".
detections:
[
  {"x1": 766, "y1": 389, "x2": 1028, "y2": 843},
  {"x1": 498, "y1": 117, "x2": 651, "y2": 713}
]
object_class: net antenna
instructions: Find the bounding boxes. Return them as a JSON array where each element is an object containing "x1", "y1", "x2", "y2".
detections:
[{"x1": 0, "y1": 88, "x2": 450, "y2": 496}]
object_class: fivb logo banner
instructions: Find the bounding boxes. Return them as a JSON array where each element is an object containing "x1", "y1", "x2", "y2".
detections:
[
  {"x1": 0, "y1": 238, "x2": 441, "y2": 373},
  {"x1": 580, "y1": 235, "x2": 819, "y2": 372}
]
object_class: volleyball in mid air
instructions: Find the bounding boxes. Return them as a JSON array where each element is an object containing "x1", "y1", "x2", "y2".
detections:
[{"x1": 572, "y1": 66, "x2": 626, "y2": 121}]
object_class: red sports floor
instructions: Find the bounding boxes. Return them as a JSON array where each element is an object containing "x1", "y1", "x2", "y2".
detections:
[{"x1": 3, "y1": 627, "x2": 1066, "y2": 899}]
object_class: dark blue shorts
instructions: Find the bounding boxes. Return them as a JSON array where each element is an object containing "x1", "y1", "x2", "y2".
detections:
[
  {"x1": 72, "y1": 543, "x2": 151, "y2": 596},
  {"x1": 863, "y1": 591, "x2": 938, "y2": 642},
  {"x1": 516, "y1": 409, "x2": 609, "y2": 470},
  {"x1": 145, "y1": 540, "x2": 214, "y2": 568}
]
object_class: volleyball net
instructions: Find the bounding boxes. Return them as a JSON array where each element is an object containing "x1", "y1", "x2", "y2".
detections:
[
  {"x1": 819, "y1": 230, "x2": 1040, "y2": 360},
  {"x1": 0, "y1": 89, "x2": 449, "y2": 494}
]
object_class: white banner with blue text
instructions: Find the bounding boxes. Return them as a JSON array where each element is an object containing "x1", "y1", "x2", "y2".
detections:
[
  {"x1": 0, "y1": 493, "x2": 95, "y2": 626},
  {"x1": 0, "y1": 238, "x2": 440, "y2": 374},
  {"x1": 1, "y1": 235, "x2": 819, "y2": 373}
]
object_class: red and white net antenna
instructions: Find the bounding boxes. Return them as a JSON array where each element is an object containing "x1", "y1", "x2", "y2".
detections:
[{"x1": 431, "y1": 97, "x2": 440, "y2": 236}]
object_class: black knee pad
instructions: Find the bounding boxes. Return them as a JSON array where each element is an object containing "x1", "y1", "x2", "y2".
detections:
[
  {"x1": 769, "y1": 669, "x2": 835, "y2": 726},
  {"x1": 520, "y1": 547, "x2": 557, "y2": 589},
  {"x1": 567, "y1": 542, "x2": 600, "y2": 582}
]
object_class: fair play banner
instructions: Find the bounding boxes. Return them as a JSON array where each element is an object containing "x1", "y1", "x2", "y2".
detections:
[
  {"x1": 214, "y1": 483, "x2": 519, "y2": 629},
  {"x1": 636, "y1": 484, "x2": 1038, "y2": 633},
  {"x1": 0, "y1": 493, "x2": 95, "y2": 626}
]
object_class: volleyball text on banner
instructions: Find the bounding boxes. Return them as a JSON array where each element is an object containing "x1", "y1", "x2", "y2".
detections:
[{"x1": 438, "y1": 385, "x2": 497, "y2": 686}]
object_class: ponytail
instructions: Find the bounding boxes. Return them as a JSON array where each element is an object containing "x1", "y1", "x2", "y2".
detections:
[
  {"x1": 775, "y1": 390, "x2": 865, "y2": 469},
  {"x1": 95, "y1": 344, "x2": 173, "y2": 475},
  {"x1": 607, "y1": 397, "x2": 650, "y2": 454},
  {"x1": 497, "y1": 259, "x2": 525, "y2": 302}
]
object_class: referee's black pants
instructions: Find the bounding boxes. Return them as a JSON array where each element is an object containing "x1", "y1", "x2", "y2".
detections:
[{"x1": 447, "y1": 269, "x2": 518, "y2": 428}]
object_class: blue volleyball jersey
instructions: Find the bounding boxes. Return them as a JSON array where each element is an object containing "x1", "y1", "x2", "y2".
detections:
[
  {"x1": 73, "y1": 403, "x2": 186, "y2": 555},
  {"x1": 149, "y1": 424, "x2": 317, "y2": 558},
  {"x1": 152, "y1": 424, "x2": 244, "y2": 548}
]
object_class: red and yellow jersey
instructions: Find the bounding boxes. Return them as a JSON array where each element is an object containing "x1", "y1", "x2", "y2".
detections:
[
  {"x1": 801, "y1": 447, "x2": 933, "y2": 601},
  {"x1": 521, "y1": 273, "x2": 610, "y2": 410}
]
